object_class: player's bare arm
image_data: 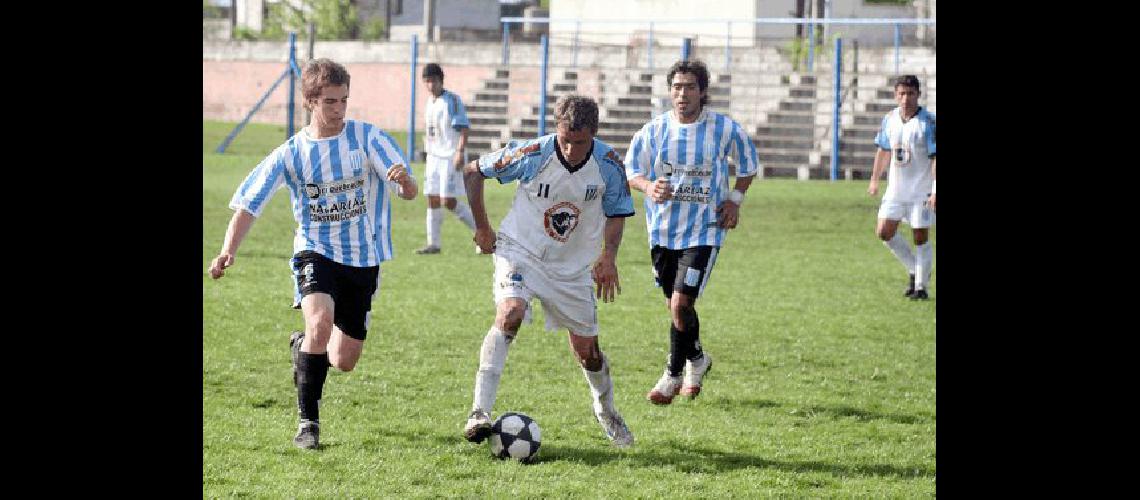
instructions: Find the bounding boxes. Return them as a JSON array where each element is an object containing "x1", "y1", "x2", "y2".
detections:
[
  {"x1": 716, "y1": 175, "x2": 755, "y2": 229},
  {"x1": 593, "y1": 217, "x2": 625, "y2": 303},
  {"x1": 628, "y1": 174, "x2": 672, "y2": 203},
  {"x1": 208, "y1": 209, "x2": 257, "y2": 279},
  {"x1": 387, "y1": 164, "x2": 418, "y2": 200},
  {"x1": 464, "y1": 160, "x2": 496, "y2": 253},
  {"x1": 454, "y1": 128, "x2": 469, "y2": 171},
  {"x1": 868, "y1": 149, "x2": 890, "y2": 196}
]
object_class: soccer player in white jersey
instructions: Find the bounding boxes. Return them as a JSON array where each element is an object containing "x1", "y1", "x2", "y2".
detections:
[
  {"x1": 460, "y1": 94, "x2": 636, "y2": 448},
  {"x1": 625, "y1": 59, "x2": 760, "y2": 405},
  {"x1": 868, "y1": 75, "x2": 937, "y2": 300},
  {"x1": 207, "y1": 59, "x2": 418, "y2": 450},
  {"x1": 416, "y1": 63, "x2": 477, "y2": 254}
]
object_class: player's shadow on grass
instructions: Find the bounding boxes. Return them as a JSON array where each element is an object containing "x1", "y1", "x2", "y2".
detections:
[
  {"x1": 802, "y1": 405, "x2": 934, "y2": 425},
  {"x1": 538, "y1": 443, "x2": 934, "y2": 479}
]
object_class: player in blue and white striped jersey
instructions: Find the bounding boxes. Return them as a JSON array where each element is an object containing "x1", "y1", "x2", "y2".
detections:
[
  {"x1": 460, "y1": 94, "x2": 635, "y2": 448},
  {"x1": 868, "y1": 75, "x2": 936, "y2": 301},
  {"x1": 207, "y1": 59, "x2": 417, "y2": 450},
  {"x1": 625, "y1": 59, "x2": 760, "y2": 405}
]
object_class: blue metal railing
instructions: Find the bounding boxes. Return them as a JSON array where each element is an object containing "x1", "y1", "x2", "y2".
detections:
[{"x1": 215, "y1": 32, "x2": 302, "y2": 154}]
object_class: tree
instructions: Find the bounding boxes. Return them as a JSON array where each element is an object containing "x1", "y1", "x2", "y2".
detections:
[{"x1": 262, "y1": 0, "x2": 371, "y2": 41}]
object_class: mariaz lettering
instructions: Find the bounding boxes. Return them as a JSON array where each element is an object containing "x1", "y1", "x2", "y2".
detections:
[
  {"x1": 309, "y1": 198, "x2": 368, "y2": 222},
  {"x1": 671, "y1": 184, "x2": 712, "y2": 204}
]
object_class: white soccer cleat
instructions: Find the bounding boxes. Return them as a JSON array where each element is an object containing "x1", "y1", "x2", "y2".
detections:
[
  {"x1": 647, "y1": 370, "x2": 682, "y2": 405},
  {"x1": 463, "y1": 409, "x2": 493, "y2": 443},
  {"x1": 594, "y1": 407, "x2": 634, "y2": 448},
  {"x1": 680, "y1": 353, "x2": 713, "y2": 399}
]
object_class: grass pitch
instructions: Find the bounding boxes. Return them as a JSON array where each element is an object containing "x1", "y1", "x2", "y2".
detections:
[{"x1": 203, "y1": 120, "x2": 935, "y2": 497}]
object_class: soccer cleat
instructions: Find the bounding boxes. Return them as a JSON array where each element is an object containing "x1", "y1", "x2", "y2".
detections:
[
  {"x1": 289, "y1": 331, "x2": 304, "y2": 387},
  {"x1": 910, "y1": 289, "x2": 929, "y2": 301},
  {"x1": 415, "y1": 245, "x2": 441, "y2": 255},
  {"x1": 680, "y1": 353, "x2": 713, "y2": 399},
  {"x1": 595, "y1": 407, "x2": 634, "y2": 448},
  {"x1": 293, "y1": 420, "x2": 320, "y2": 449},
  {"x1": 904, "y1": 274, "x2": 916, "y2": 297},
  {"x1": 463, "y1": 409, "x2": 493, "y2": 443},
  {"x1": 646, "y1": 370, "x2": 683, "y2": 405}
]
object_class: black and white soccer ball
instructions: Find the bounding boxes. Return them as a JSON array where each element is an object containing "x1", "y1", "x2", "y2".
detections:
[{"x1": 489, "y1": 412, "x2": 541, "y2": 463}]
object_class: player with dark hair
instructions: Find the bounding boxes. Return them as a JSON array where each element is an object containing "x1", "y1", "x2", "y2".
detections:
[
  {"x1": 208, "y1": 58, "x2": 418, "y2": 450},
  {"x1": 624, "y1": 59, "x2": 760, "y2": 405},
  {"x1": 868, "y1": 74, "x2": 937, "y2": 300},
  {"x1": 416, "y1": 62, "x2": 476, "y2": 254}
]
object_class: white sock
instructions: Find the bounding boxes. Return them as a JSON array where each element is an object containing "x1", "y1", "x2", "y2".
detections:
[
  {"x1": 883, "y1": 233, "x2": 916, "y2": 274},
  {"x1": 582, "y1": 353, "x2": 614, "y2": 414},
  {"x1": 451, "y1": 201, "x2": 476, "y2": 231},
  {"x1": 472, "y1": 327, "x2": 513, "y2": 413},
  {"x1": 427, "y1": 208, "x2": 443, "y2": 247},
  {"x1": 915, "y1": 242, "x2": 933, "y2": 290}
]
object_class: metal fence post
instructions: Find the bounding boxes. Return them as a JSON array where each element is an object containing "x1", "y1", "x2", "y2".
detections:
[
  {"x1": 807, "y1": 19, "x2": 814, "y2": 72},
  {"x1": 831, "y1": 37, "x2": 842, "y2": 181},
  {"x1": 287, "y1": 32, "x2": 296, "y2": 140},
  {"x1": 408, "y1": 34, "x2": 418, "y2": 161},
  {"x1": 539, "y1": 34, "x2": 549, "y2": 137},
  {"x1": 681, "y1": 37, "x2": 692, "y2": 61},
  {"x1": 894, "y1": 23, "x2": 900, "y2": 75},
  {"x1": 501, "y1": 23, "x2": 509, "y2": 66}
]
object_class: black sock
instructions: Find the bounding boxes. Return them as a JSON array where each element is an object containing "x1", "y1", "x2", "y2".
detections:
[
  {"x1": 682, "y1": 311, "x2": 703, "y2": 361},
  {"x1": 296, "y1": 352, "x2": 330, "y2": 422},
  {"x1": 668, "y1": 324, "x2": 687, "y2": 376}
]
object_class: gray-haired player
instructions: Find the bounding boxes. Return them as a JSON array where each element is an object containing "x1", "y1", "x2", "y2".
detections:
[{"x1": 460, "y1": 94, "x2": 636, "y2": 448}]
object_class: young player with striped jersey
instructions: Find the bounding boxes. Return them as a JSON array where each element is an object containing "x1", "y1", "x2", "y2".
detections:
[
  {"x1": 460, "y1": 94, "x2": 636, "y2": 448},
  {"x1": 868, "y1": 75, "x2": 936, "y2": 300},
  {"x1": 207, "y1": 58, "x2": 418, "y2": 450},
  {"x1": 624, "y1": 59, "x2": 760, "y2": 405},
  {"x1": 416, "y1": 63, "x2": 477, "y2": 254}
]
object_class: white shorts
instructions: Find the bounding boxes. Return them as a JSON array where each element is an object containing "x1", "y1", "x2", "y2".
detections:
[
  {"x1": 423, "y1": 153, "x2": 466, "y2": 198},
  {"x1": 878, "y1": 199, "x2": 934, "y2": 229},
  {"x1": 492, "y1": 238, "x2": 598, "y2": 336}
]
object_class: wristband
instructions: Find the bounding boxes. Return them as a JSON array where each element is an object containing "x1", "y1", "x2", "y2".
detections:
[{"x1": 727, "y1": 189, "x2": 745, "y2": 205}]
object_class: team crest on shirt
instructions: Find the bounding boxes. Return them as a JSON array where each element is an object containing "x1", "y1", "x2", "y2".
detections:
[
  {"x1": 543, "y1": 201, "x2": 581, "y2": 242},
  {"x1": 584, "y1": 185, "x2": 599, "y2": 202},
  {"x1": 305, "y1": 184, "x2": 321, "y2": 199}
]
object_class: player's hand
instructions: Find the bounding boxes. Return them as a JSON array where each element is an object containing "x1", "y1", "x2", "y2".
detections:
[
  {"x1": 208, "y1": 253, "x2": 234, "y2": 280},
  {"x1": 386, "y1": 164, "x2": 412, "y2": 187},
  {"x1": 716, "y1": 200, "x2": 741, "y2": 229},
  {"x1": 474, "y1": 227, "x2": 496, "y2": 254},
  {"x1": 649, "y1": 178, "x2": 672, "y2": 203},
  {"x1": 928, "y1": 193, "x2": 936, "y2": 213},
  {"x1": 592, "y1": 259, "x2": 621, "y2": 303},
  {"x1": 868, "y1": 181, "x2": 879, "y2": 196}
]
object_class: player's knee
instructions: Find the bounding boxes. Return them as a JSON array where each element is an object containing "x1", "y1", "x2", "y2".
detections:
[
  {"x1": 304, "y1": 312, "x2": 334, "y2": 342},
  {"x1": 913, "y1": 232, "x2": 929, "y2": 245},
  {"x1": 444, "y1": 198, "x2": 457, "y2": 210},
  {"x1": 496, "y1": 304, "x2": 525, "y2": 332},
  {"x1": 574, "y1": 345, "x2": 603, "y2": 371},
  {"x1": 330, "y1": 357, "x2": 357, "y2": 372}
]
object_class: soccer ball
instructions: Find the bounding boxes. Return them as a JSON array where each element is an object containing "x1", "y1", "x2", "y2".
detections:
[{"x1": 489, "y1": 412, "x2": 541, "y2": 463}]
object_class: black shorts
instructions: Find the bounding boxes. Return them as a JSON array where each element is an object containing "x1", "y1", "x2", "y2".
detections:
[
  {"x1": 291, "y1": 250, "x2": 380, "y2": 340},
  {"x1": 650, "y1": 245, "x2": 720, "y2": 299}
]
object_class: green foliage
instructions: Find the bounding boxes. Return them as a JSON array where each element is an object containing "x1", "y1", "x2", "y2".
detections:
[
  {"x1": 202, "y1": 0, "x2": 227, "y2": 19},
  {"x1": 203, "y1": 121, "x2": 935, "y2": 497},
  {"x1": 360, "y1": 17, "x2": 387, "y2": 41},
  {"x1": 231, "y1": 25, "x2": 259, "y2": 41},
  {"x1": 262, "y1": 0, "x2": 361, "y2": 41}
]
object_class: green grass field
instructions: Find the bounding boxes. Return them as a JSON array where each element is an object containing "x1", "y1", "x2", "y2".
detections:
[{"x1": 203, "y1": 120, "x2": 935, "y2": 497}]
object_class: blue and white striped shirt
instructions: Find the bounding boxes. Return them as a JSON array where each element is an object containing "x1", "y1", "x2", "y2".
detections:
[
  {"x1": 229, "y1": 120, "x2": 414, "y2": 267},
  {"x1": 625, "y1": 109, "x2": 760, "y2": 249}
]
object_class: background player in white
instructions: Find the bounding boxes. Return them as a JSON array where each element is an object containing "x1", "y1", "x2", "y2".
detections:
[
  {"x1": 460, "y1": 94, "x2": 636, "y2": 448},
  {"x1": 417, "y1": 63, "x2": 476, "y2": 254},
  {"x1": 207, "y1": 58, "x2": 418, "y2": 449},
  {"x1": 625, "y1": 59, "x2": 760, "y2": 405},
  {"x1": 868, "y1": 74, "x2": 936, "y2": 300}
]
